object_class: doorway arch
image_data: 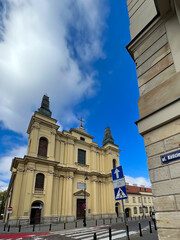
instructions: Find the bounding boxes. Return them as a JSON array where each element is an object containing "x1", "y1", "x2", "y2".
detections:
[
  {"x1": 115, "y1": 202, "x2": 120, "y2": 217},
  {"x1": 125, "y1": 208, "x2": 131, "y2": 218},
  {"x1": 30, "y1": 201, "x2": 43, "y2": 224}
]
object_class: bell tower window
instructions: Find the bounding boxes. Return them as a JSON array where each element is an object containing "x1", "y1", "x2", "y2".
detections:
[{"x1": 38, "y1": 137, "x2": 48, "y2": 157}]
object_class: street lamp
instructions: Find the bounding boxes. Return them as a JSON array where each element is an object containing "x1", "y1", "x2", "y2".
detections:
[{"x1": 83, "y1": 174, "x2": 88, "y2": 227}]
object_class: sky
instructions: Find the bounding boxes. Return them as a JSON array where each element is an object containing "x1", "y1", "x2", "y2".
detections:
[{"x1": 0, "y1": 0, "x2": 151, "y2": 191}]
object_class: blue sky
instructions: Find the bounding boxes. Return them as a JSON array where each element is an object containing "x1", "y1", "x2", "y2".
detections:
[{"x1": 0, "y1": 0, "x2": 150, "y2": 191}]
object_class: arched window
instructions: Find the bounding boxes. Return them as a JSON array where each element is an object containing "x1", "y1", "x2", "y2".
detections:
[
  {"x1": 113, "y1": 159, "x2": 116, "y2": 169},
  {"x1": 139, "y1": 207, "x2": 143, "y2": 213},
  {"x1": 35, "y1": 173, "x2": 45, "y2": 190},
  {"x1": 134, "y1": 207, "x2": 137, "y2": 214},
  {"x1": 38, "y1": 137, "x2": 48, "y2": 157}
]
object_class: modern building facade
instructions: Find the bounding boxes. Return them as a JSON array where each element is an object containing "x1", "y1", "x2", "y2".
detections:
[
  {"x1": 126, "y1": 0, "x2": 180, "y2": 239},
  {"x1": 5, "y1": 95, "x2": 121, "y2": 226}
]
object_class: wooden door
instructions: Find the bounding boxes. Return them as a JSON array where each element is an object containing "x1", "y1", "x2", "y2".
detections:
[{"x1": 77, "y1": 199, "x2": 85, "y2": 219}]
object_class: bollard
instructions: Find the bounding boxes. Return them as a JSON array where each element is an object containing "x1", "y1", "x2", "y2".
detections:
[
  {"x1": 103, "y1": 219, "x2": 105, "y2": 225},
  {"x1": 93, "y1": 232, "x2": 97, "y2": 240},
  {"x1": 96, "y1": 219, "x2": 97, "y2": 226},
  {"x1": 154, "y1": 220, "x2": 157, "y2": 230},
  {"x1": 33, "y1": 224, "x2": 35, "y2": 232},
  {"x1": 110, "y1": 218, "x2": 112, "y2": 224},
  {"x1": 64, "y1": 222, "x2": 66, "y2": 229},
  {"x1": 109, "y1": 227, "x2": 112, "y2": 240},
  {"x1": 116, "y1": 218, "x2": 117, "y2": 223},
  {"x1": 3, "y1": 224, "x2": 6, "y2": 231},
  {"x1": 139, "y1": 222, "x2": 142, "y2": 237},
  {"x1": 126, "y1": 224, "x2": 130, "y2": 240},
  {"x1": 75, "y1": 221, "x2": 77, "y2": 228},
  {"x1": 149, "y1": 221, "x2": 152, "y2": 233},
  {"x1": 8, "y1": 225, "x2": 10, "y2": 232},
  {"x1": 19, "y1": 225, "x2": 21, "y2": 232},
  {"x1": 49, "y1": 224, "x2": 51, "y2": 231}
]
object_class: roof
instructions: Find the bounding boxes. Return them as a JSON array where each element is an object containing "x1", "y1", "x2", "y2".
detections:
[{"x1": 126, "y1": 185, "x2": 152, "y2": 194}]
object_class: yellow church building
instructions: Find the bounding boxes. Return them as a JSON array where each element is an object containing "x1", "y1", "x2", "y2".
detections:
[{"x1": 5, "y1": 95, "x2": 121, "y2": 226}]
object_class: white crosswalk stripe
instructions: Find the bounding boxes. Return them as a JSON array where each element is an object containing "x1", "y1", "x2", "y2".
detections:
[{"x1": 53, "y1": 226, "x2": 138, "y2": 239}]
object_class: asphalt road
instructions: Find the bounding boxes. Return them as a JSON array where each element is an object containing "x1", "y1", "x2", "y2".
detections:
[
  {"x1": 32, "y1": 219, "x2": 157, "y2": 240},
  {"x1": 0, "y1": 219, "x2": 158, "y2": 240}
]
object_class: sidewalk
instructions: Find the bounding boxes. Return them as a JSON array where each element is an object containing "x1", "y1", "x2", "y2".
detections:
[{"x1": 128, "y1": 231, "x2": 158, "y2": 240}]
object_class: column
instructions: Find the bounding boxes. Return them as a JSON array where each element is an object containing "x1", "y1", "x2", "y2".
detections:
[
  {"x1": 44, "y1": 166, "x2": 54, "y2": 218},
  {"x1": 55, "y1": 139, "x2": 60, "y2": 162},
  {"x1": 10, "y1": 169, "x2": 23, "y2": 219},
  {"x1": 60, "y1": 141, "x2": 65, "y2": 164},
  {"x1": 58, "y1": 176, "x2": 63, "y2": 216},
  {"x1": 91, "y1": 176, "x2": 97, "y2": 216}
]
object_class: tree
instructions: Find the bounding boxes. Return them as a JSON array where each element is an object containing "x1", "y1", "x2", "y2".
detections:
[{"x1": 0, "y1": 190, "x2": 7, "y2": 219}]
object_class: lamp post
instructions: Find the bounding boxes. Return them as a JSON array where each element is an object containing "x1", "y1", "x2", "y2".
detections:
[{"x1": 83, "y1": 174, "x2": 88, "y2": 227}]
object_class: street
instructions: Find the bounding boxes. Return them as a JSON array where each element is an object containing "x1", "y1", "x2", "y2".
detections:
[{"x1": 0, "y1": 219, "x2": 158, "y2": 240}]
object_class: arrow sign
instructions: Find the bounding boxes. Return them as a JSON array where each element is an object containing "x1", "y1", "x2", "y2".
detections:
[
  {"x1": 111, "y1": 166, "x2": 123, "y2": 181},
  {"x1": 114, "y1": 168, "x2": 120, "y2": 179}
]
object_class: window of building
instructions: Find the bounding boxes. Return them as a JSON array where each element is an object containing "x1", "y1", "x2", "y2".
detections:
[
  {"x1": 134, "y1": 207, "x2": 137, "y2": 214},
  {"x1": 146, "y1": 207, "x2": 148, "y2": 213},
  {"x1": 80, "y1": 137, "x2": 85, "y2": 141},
  {"x1": 148, "y1": 197, "x2": 151, "y2": 203},
  {"x1": 38, "y1": 137, "x2": 48, "y2": 157},
  {"x1": 125, "y1": 198, "x2": 129, "y2": 203},
  {"x1": 113, "y1": 159, "x2": 116, "y2": 169},
  {"x1": 35, "y1": 173, "x2": 45, "y2": 190},
  {"x1": 139, "y1": 207, "x2": 143, "y2": 213},
  {"x1": 133, "y1": 197, "x2": 136, "y2": 203},
  {"x1": 138, "y1": 197, "x2": 141, "y2": 203},
  {"x1": 78, "y1": 149, "x2": 86, "y2": 164},
  {"x1": 144, "y1": 197, "x2": 146, "y2": 203},
  {"x1": 149, "y1": 206, "x2": 152, "y2": 213}
]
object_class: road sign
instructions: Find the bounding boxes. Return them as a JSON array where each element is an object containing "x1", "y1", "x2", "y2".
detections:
[
  {"x1": 111, "y1": 166, "x2": 127, "y2": 200},
  {"x1": 114, "y1": 186, "x2": 127, "y2": 200},
  {"x1": 7, "y1": 207, "x2": 13, "y2": 213},
  {"x1": 111, "y1": 166, "x2": 124, "y2": 181}
]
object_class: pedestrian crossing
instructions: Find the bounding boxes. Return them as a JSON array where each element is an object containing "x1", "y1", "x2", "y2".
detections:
[{"x1": 55, "y1": 226, "x2": 137, "y2": 239}]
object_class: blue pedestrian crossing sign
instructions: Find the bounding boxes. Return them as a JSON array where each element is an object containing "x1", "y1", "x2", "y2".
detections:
[
  {"x1": 111, "y1": 166, "x2": 127, "y2": 200},
  {"x1": 114, "y1": 186, "x2": 127, "y2": 200}
]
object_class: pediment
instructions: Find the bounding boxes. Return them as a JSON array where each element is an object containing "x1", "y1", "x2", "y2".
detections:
[{"x1": 73, "y1": 190, "x2": 90, "y2": 197}]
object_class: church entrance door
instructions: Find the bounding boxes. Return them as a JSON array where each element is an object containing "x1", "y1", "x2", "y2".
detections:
[
  {"x1": 77, "y1": 199, "x2": 86, "y2": 219},
  {"x1": 30, "y1": 201, "x2": 43, "y2": 224}
]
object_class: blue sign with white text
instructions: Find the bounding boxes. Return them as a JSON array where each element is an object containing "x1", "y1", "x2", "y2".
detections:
[
  {"x1": 161, "y1": 150, "x2": 180, "y2": 164},
  {"x1": 114, "y1": 186, "x2": 127, "y2": 200},
  {"x1": 111, "y1": 166, "x2": 124, "y2": 181}
]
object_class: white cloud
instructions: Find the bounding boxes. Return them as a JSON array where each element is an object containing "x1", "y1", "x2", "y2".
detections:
[
  {"x1": 0, "y1": 0, "x2": 108, "y2": 134},
  {"x1": 125, "y1": 175, "x2": 151, "y2": 188},
  {"x1": 0, "y1": 146, "x2": 27, "y2": 188}
]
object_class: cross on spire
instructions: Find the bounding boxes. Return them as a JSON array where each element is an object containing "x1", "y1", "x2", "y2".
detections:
[{"x1": 78, "y1": 118, "x2": 85, "y2": 127}]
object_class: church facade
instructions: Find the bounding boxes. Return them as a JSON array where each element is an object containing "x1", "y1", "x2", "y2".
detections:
[{"x1": 5, "y1": 95, "x2": 121, "y2": 226}]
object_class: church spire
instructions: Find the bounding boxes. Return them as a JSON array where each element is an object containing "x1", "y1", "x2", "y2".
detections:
[
  {"x1": 102, "y1": 126, "x2": 114, "y2": 146},
  {"x1": 38, "y1": 95, "x2": 52, "y2": 117}
]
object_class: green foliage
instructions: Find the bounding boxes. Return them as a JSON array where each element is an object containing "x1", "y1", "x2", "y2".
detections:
[{"x1": 0, "y1": 190, "x2": 7, "y2": 219}]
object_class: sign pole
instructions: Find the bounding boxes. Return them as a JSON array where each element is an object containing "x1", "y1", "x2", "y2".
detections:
[{"x1": 122, "y1": 199, "x2": 129, "y2": 240}]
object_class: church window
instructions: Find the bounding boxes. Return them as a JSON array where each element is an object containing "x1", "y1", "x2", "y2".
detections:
[
  {"x1": 78, "y1": 149, "x2": 86, "y2": 165},
  {"x1": 35, "y1": 173, "x2": 44, "y2": 190},
  {"x1": 38, "y1": 137, "x2": 48, "y2": 157},
  {"x1": 134, "y1": 207, "x2": 137, "y2": 214},
  {"x1": 113, "y1": 159, "x2": 116, "y2": 169},
  {"x1": 80, "y1": 137, "x2": 85, "y2": 141}
]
